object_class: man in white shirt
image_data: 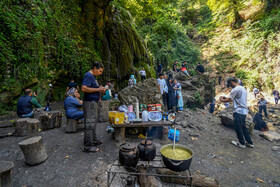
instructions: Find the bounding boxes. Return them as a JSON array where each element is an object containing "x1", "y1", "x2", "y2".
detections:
[
  {"x1": 139, "y1": 68, "x2": 146, "y2": 81},
  {"x1": 220, "y1": 77, "x2": 254, "y2": 148}
]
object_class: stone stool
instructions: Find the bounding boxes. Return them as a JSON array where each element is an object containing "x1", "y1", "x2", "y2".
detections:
[
  {"x1": 19, "y1": 136, "x2": 48, "y2": 166},
  {"x1": 15, "y1": 118, "x2": 39, "y2": 137},
  {"x1": 0, "y1": 161, "x2": 14, "y2": 187},
  {"x1": 65, "y1": 118, "x2": 78, "y2": 133}
]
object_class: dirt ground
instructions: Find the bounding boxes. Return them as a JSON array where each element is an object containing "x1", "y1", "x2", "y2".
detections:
[{"x1": 0, "y1": 100, "x2": 280, "y2": 187}]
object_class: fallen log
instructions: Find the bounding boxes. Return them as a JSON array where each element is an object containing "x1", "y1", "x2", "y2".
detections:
[
  {"x1": 19, "y1": 136, "x2": 48, "y2": 166},
  {"x1": 137, "y1": 166, "x2": 158, "y2": 187},
  {"x1": 157, "y1": 168, "x2": 219, "y2": 187}
]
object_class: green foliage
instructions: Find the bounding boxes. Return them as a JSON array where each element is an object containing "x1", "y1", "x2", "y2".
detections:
[{"x1": 0, "y1": 0, "x2": 98, "y2": 93}]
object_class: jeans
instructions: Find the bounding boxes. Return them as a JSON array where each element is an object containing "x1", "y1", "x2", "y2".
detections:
[
  {"x1": 18, "y1": 111, "x2": 34, "y2": 118},
  {"x1": 83, "y1": 101, "x2": 99, "y2": 150},
  {"x1": 141, "y1": 75, "x2": 146, "y2": 81},
  {"x1": 259, "y1": 106, "x2": 268, "y2": 117},
  {"x1": 183, "y1": 70, "x2": 190, "y2": 77},
  {"x1": 233, "y1": 113, "x2": 253, "y2": 145}
]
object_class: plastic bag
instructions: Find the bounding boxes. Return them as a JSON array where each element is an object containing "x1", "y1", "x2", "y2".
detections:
[{"x1": 118, "y1": 105, "x2": 128, "y2": 112}]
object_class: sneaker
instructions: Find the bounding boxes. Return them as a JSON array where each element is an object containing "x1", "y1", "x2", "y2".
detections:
[
  {"x1": 231, "y1": 141, "x2": 246, "y2": 148},
  {"x1": 245, "y1": 143, "x2": 254, "y2": 148}
]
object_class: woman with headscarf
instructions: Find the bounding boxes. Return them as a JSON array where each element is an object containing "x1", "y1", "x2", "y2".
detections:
[
  {"x1": 167, "y1": 77, "x2": 176, "y2": 110},
  {"x1": 173, "y1": 79, "x2": 184, "y2": 111},
  {"x1": 102, "y1": 85, "x2": 111, "y2": 100},
  {"x1": 64, "y1": 88, "x2": 84, "y2": 120},
  {"x1": 128, "y1": 75, "x2": 137, "y2": 87}
]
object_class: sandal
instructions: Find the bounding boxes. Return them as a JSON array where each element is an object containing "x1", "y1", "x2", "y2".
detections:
[
  {"x1": 93, "y1": 140, "x2": 103, "y2": 146},
  {"x1": 82, "y1": 146, "x2": 99, "y2": 153}
]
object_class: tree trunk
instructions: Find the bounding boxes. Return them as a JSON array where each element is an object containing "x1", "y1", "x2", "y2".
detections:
[
  {"x1": 65, "y1": 119, "x2": 78, "y2": 133},
  {"x1": 98, "y1": 100, "x2": 109, "y2": 122},
  {"x1": 15, "y1": 118, "x2": 39, "y2": 137},
  {"x1": 0, "y1": 161, "x2": 14, "y2": 187},
  {"x1": 38, "y1": 111, "x2": 62, "y2": 130},
  {"x1": 19, "y1": 136, "x2": 48, "y2": 166}
]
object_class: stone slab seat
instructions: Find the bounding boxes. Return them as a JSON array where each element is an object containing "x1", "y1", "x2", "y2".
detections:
[
  {"x1": 0, "y1": 161, "x2": 14, "y2": 187},
  {"x1": 19, "y1": 136, "x2": 48, "y2": 166}
]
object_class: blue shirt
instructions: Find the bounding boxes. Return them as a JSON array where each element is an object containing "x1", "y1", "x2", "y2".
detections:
[{"x1": 82, "y1": 72, "x2": 100, "y2": 102}]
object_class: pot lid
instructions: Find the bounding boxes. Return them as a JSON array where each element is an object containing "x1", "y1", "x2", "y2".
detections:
[
  {"x1": 120, "y1": 143, "x2": 136, "y2": 151},
  {"x1": 140, "y1": 140, "x2": 153, "y2": 145}
]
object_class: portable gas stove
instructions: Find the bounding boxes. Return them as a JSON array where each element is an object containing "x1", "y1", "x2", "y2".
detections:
[{"x1": 107, "y1": 154, "x2": 192, "y2": 187}]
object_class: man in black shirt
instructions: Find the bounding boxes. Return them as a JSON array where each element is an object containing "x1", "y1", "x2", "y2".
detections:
[{"x1": 193, "y1": 63, "x2": 205, "y2": 74}]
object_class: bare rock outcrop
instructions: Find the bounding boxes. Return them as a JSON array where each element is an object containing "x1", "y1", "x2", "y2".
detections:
[{"x1": 118, "y1": 78, "x2": 163, "y2": 105}]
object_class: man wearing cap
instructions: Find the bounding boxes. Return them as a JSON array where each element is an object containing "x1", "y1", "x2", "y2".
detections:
[{"x1": 219, "y1": 77, "x2": 254, "y2": 148}]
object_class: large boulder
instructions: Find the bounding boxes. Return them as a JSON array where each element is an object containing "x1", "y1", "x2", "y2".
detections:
[
  {"x1": 178, "y1": 72, "x2": 215, "y2": 108},
  {"x1": 218, "y1": 106, "x2": 253, "y2": 128},
  {"x1": 118, "y1": 78, "x2": 163, "y2": 105}
]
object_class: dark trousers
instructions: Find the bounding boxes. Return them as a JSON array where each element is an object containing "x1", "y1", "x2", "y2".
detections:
[
  {"x1": 83, "y1": 101, "x2": 99, "y2": 150},
  {"x1": 162, "y1": 92, "x2": 168, "y2": 112},
  {"x1": 233, "y1": 113, "x2": 253, "y2": 145},
  {"x1": 259, "y1": 106, "x2": 268, "y2": 117},
  {"x1": 275, "y1": 97, "x2": 279, "y2": 104},
  {"x1": 141, "y1": 75, "x2": 146, "y2": 81}
]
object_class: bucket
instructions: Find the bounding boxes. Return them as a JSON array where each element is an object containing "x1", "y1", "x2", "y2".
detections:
[{"x1": 128, "y1": 105, "x2": 133, "y2": 113}]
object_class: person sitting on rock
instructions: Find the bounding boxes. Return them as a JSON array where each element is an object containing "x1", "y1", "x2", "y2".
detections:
[
  {"x1": 32, "y1": 90, "x2": 42, "y2": 108},
  {"x1": 172, "y1": 60, "x2": 181, "y2": 73},
  {"x1": 128, "y1": 75, "x2": 136, "y2": 87},
  {"x1": 17, "y1": 89, "x2": 40, "y2": 118},
  {"x1": 258, "y1": 97, "x2": 268, "y2": 118},
  {"x1": 173, "y1": 79, "x2": 183, "y2": 111},
  {"x1": 253, "y1": 112, "x2": 269, "y2": 131},
  {"x1": 181, "y1": 61, "x2": 192, "y2": 79},
  {"x1": 64, "y1": 88, "x2": 84, "y2": 120},
  {"x1": 193, "y1": 62, "x2": 205, "y2": 74}
]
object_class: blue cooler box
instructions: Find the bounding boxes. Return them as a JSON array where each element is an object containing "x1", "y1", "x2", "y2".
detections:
[{"x1": 168, "y1": 129, "x2": 180, "y2": 141}]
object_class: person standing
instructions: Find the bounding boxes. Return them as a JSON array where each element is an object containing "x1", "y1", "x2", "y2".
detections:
[
  {"x1": 157, "y1": 62, "x2": 163, "y2": 78},
  {"x1": 66, "y1": 79, "x2": 79, "y2": 93},
  {"x1": 167, "y1": 76, "x2": 176, "y2": 110},
  {"x1": 139, "y1": 68, "x2": 146, "y2": 81},
  {"x1": 258, "y1": 97, "x2": 268, "y2": 118},
  {"x1": 82, "y1": 61, "x2": 107, "y2": 153},
  {"x1": 218, "y1": 75, "x2": 222, "y2": 85},
  {"x1": 128, "y1": 75, "x2": 137, "y2": 87},
  {"x1": 173, "y1": 79, "x2": 183, "y2": 111},
  {"x1": 219, "y1": 77, "x2": 254, "y2": 148},
  {"x1": 253, "y1": 87, "x2": 259, "y2": 99},
  {"x1": 272, "y1": 89, "x2": 279, "y2": 105}
]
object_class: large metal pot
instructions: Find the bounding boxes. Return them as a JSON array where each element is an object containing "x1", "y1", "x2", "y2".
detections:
[
  {"x1": 160, "y1": 144, "x2": 193, "y2": 172},
  {"x1": 119, "y1": 143, "x2": 139, "y2": 168},
  {"x1": 138, "y1": 140, "x2": 156, "y2": 161}
]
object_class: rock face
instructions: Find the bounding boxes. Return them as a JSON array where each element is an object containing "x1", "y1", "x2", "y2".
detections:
[
  {"x1": 218, "y1": 106, "x2": 253, "y2": 128},
  {"x1": 118, "y1": 78, "x2": 163, "y2": 105},
  {"x1": 174, "y1": 71, "x2": 215, "y2": 108}
]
